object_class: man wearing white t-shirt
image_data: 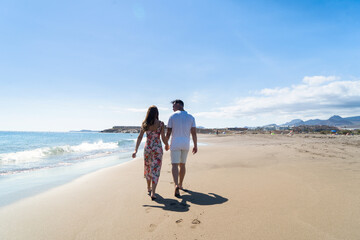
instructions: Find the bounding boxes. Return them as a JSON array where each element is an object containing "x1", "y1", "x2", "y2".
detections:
[{"x1": 165, "y1": 99, "x2": 197, "y2": 197}]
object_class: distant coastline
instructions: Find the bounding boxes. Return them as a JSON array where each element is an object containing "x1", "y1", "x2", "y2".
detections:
[
  {"x1": 69, "y1": 130, "x2": 100, "y2": 133},
  {"x1": 99, "y1": 115, "x2": 360, "y2": 135},
  {"x1": 101, "y1": 126, "x2": 141, "y2": 133}
]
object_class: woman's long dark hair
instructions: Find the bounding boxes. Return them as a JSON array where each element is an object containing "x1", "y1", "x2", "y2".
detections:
[{"x1": 142, "y1": 105, "x2": 159, "y2": 131}]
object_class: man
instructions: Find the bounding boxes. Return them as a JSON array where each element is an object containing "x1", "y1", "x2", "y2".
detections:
[{"x1": 165, "y1": 99, "x2": 197, "y2": 197}]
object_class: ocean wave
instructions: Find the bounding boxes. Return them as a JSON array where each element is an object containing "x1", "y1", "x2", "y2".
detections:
[
  {"x1": 0, "y1": 140, "x2": 133, "y2": 164},
  {"x1": 0, "y1": 166, "x2": 53, "y2": 176}
]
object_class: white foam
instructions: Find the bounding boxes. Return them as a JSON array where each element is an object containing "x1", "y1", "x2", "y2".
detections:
[{"x1": 0, "y1": 140, "x2": 121, "y2": 164}]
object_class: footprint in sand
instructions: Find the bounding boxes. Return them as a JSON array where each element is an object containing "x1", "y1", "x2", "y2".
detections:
[
  {"x1": 191, "y1": 219, "x2": 201, "y2": 228},
  {"x1": 176, "y1": 219, "x2": 183, "y2": 224},
  {"x1": 149, "y1": 224, "x2": 157, "y2": 232},
  {"x1": 145, "y1": 207, "x2": 151, "y2": 213},
  {"x1": 192, "y1": 219, "x2": 201, "y2": 224}
]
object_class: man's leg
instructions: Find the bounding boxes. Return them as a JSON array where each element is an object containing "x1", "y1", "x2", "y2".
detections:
[
  {"x1": 172, "y1": 163, "x2": 179, "y2": 187},
  {"x1": 171, "y1": 150, "x2": 181, "y2": 197},
  {"x1": 179, "y1": 163, "x2": 186, "y2": 189},
  {"x1": 178, "y1": 150, "x2": 189, "y2": 189},
  {"x1": 172, "y1": 163, "x2": 181, "y2": 197}
]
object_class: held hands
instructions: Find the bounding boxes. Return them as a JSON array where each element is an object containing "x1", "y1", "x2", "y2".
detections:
[
  {"x1": 165, "y1": 144, "x2": 170, "y2": 151},
  {"x1": 132, "y1": 151, "x2": 137, "y2": 158},
  {"x1": 192, "y1": 146, "x2": 198, "y2": 154}
]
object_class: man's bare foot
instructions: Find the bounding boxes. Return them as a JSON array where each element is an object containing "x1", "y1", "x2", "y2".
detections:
[{"x1": 174, "y1": 186, "x2": 181, "y2": 198}]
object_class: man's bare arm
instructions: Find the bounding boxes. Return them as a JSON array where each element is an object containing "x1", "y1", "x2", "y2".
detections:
[
  {"x1": 191, "y1": 127, "x2": 197, "y2": 154},
  {"x1": 166, "y1": 127, "x2": 172, "y2": 140}
]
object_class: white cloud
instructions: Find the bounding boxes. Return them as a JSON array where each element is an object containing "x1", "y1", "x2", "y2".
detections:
[
  {"x1": 259, "y1": 87, "x2": 290, "y2": 96},
  {"x1": 190, "y1": 91, "x2": 209, "y2": 104},
  {"x1": 302, "y1": 75, "x2": 338, "y2": 85},
  {"x1": 194, "y1": 76, "x2": 360, "y2": 124},
  {"x1": 126, "y1": 108, "x2": 147, "y2": 113},
  {"x1": 126, "y1": 107, "x2": 169, "y2": 113},
  {"x1": 190, "y1": 92, "x2": 202, "y2": 103}
]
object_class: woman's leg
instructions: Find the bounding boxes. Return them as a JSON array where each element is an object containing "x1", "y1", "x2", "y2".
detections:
[
  {"x1": 151, "y1": 182, "x2": 157, "y2": 198},
  {"x1": 150, "y1": 153, "x2": 162, "y2": 199},
  {"x1": 144, "y1": 151, "x2": 152, "y2": 193},
  {"x1": 147, "y1": 179, "x2": 151, "y2": 193}
]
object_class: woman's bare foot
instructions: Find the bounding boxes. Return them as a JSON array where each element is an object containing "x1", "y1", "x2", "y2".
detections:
[{"x1": 151, "y1": 194, "x2": 157, "y2": 200}]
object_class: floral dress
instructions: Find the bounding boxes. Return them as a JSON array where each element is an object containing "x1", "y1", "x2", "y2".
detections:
[{"x1": 144, "y1": 121, "x2": 164, "y2": 185}]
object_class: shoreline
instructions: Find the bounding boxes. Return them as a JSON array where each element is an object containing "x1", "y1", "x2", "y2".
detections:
[
  {"x1": 0, "y1": 152, "x2": 137, "y2": 208},
  {"x1": 1, "y1": 134, "x2": 359, "y2": 239}
]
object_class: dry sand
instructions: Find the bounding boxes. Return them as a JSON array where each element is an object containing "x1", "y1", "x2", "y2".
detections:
[{"x1": 1, "y1": 134, "x2": 360, "y2": 240}]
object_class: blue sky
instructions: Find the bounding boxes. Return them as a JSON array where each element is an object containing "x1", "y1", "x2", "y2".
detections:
[{"x1": 1, "y1": 0, "x2": 360, "y2": 131}]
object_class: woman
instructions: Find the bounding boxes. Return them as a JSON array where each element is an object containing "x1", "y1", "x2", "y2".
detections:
[{"x1": 132, "y1": 105, "x2": 169, "y2": 200}]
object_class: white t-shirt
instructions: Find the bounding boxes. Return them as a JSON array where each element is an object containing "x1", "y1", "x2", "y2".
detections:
[{"x1": 167, "y1": 110, "x2": 196, "y2": 151}]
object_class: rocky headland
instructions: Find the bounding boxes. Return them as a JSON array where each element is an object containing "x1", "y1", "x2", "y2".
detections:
[{"x1": 101, "y1": 126, "x2": 141, "y2": 133}]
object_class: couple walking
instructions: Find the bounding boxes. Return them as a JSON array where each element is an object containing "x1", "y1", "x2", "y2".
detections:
[{"x1": 132, "y1": 99, "x2": 197, "y2": 200}]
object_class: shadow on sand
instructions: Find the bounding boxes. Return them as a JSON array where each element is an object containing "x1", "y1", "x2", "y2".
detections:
[{"x1": 143, "y1": 189, "x2": 228, "y2": 212}]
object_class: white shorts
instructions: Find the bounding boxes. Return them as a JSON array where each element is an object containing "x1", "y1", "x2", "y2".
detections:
[{"x1": 171, "y1": 150, "x2": 189, "y2": 164}]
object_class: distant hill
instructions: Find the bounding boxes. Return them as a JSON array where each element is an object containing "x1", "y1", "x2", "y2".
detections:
[
  {"x1": 263, "y1": 124, "x2": 278, "y2": 128},
  {"x1": 281, "y1": 115, "x2": 360, "y2": 128},
  {"x1": 69, "y1": 130, "x2": 99, "y2": 133},
  {"x1": 284, "y1": 119, "x2": 304, "y2": 126},
  {"x1": 101, "y1": 126, "x2": 141, "y2": 133}
]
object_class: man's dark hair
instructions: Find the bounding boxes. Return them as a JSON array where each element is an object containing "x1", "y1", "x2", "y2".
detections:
[{"x1": 171, "y1": 99, "x2": 184, "y2": 107}]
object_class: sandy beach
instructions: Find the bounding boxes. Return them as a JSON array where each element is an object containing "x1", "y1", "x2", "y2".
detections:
[{"x1": 1, "y1": 133, "x2": 360, "y2": 240}]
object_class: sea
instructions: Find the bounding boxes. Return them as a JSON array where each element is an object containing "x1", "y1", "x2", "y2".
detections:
[{"x1": 0, "y1": 131, "x2": 141, "y2": 207}]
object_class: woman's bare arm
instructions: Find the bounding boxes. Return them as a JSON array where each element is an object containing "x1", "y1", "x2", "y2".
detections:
[
  {"x1": 165, "y1": 127, "x2": 172, "y2": 151},
  {"x1": 160, "y1": 122, "x2": 169, "y2": 150},
  {"x1": 132, "y1": 129, "x2": 144, "y2": 158}
]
